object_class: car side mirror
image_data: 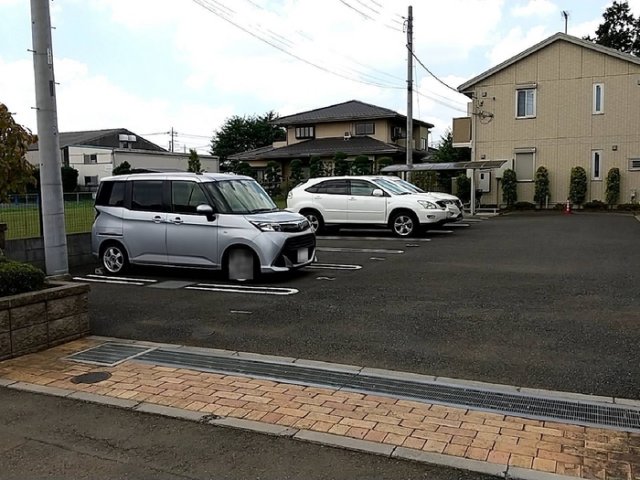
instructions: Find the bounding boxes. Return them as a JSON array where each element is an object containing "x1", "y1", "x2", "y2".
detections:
[
  {"x1": 196, "y1": 204, "x2": 216, "y2": 221},
  {"x1": 372, "y1": 189, "x2": 384, "y2": 197}
]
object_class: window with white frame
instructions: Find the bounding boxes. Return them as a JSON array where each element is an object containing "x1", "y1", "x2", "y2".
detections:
[
  {"x1": 295, "y1": 126, "x2": 315, "y2": 139},
  {"x1": 516, "y1": 88, "x2": 536, "y2": 118},
  {"x1": 629, "y1": 158, "x2": 640, "y2": 171},
  {"x1": 514, "y1": 152, "x2": 535, "y2": 181},
  {"x1": 591, "y1": 150, "x2": 603, "y2": 180},
  {"x1": 83, "y1": 153, "x2": 98, "y2": 164},
  {"x1": 420, "y1": 137, "x2": 427, "y2": 150},
  {"x1": 84, "y1": 175, "x2": 99, "y2": 186},
  {"x1": 593, "y1": 83, "x2": 604, "y2": 114}
]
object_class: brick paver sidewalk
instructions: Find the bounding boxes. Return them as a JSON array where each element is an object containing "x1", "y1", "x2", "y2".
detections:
[{"x1": 0, "y1": 338, "x2": 638, "y2": 480}]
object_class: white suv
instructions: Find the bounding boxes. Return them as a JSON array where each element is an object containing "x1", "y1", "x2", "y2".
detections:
[
  {"x1": 287, "y1": 176, "x2": 449, "y2": 237},
  {"x1": 380, "y1": 176, "x2": 464, "y2": 222}
]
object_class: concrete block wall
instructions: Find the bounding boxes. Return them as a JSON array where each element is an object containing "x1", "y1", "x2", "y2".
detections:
[
  {"x1": 4, "y1": 233, "x2": 94, "y2": 269},
  {"x1": 0, "y1": 281, "x2": 90, "y2": 360}
]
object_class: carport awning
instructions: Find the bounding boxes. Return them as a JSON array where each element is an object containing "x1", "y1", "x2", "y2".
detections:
[{"x1": 381, "y1": 160, "x2": 507, "y2": 172}]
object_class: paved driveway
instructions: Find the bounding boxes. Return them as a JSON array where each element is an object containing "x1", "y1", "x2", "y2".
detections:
[{"x1": 80, "y1": 213, "x2": 640, "y2": 399}]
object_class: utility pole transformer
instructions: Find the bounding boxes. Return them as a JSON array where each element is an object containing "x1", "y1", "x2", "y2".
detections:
[
  {"x1": 405, "y1": 5, "x2": 413, "y2": 181},
  {"x1": 30, "y1": 0, "x2": 68, "y2": 276}
]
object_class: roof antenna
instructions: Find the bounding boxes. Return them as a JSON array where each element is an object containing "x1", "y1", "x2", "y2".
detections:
[{"x1": 561, "y1": 11, "x2": 569, "y2": 34}]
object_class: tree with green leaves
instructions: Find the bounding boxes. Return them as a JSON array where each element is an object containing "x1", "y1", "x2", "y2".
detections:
[
  {"x1": 606, "y1": 167, "x2": 621, "y2": 205},
  {"x1": 0, "y1": 103, "x2": 37, "y2": 201},
  {"x1": 376, "y1": 156, "x2": 393, "y2": 174},
  {"x1": 263, "y1": 160, "x2": 282, "y2": 196},
  {"x1": 235, "y1": 161, "x2": 254, "y2": 178},
  {"x1": 533, "y1": 166, "x2": 550, "y2": 208},
  {"x1": 188, "y1": 149, "x2": 201, "y2": 173},
  {"x1": 289, "y1": 159, "x2": 304, "y2": 187},
  {"x1": 61, "y1": 166, "x2": 78, "y2": 192},
  {"x1": 569, "y1": 166, "x2": 588, "y2": 205},
  {"x1": 456, "y1": 174, "x2": 471, "y2": 202},
  {"x1": 333, "y1": 152, "x2": 350, "y2": 176},
  {"x1": 584, "y1": 1, "x2": 640, "y2": 56},
  {"x1": 211, "y1": 111, "x2": 285, "y2": 161},
  {"x1": 502, "y1": 169, "x2": 518, "y2": 207},
  {"x1": 113, "y1": 161, "x2": 132, "y2": 176},
  {"x1": 432, "y1": 130, "x2": 471, "y2": 192},
  {"x1": 309, "y1": 156, "x2": 328, "y2": 178},
  {"x1": 352, "y1": 155, "x2": 372, "y2": 175}
]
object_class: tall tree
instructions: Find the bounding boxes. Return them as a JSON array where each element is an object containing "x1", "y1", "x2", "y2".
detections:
[
  {"x1": 584, "y1": 1, "x2": 640, "y2": 56},
  {"x1": 431, "y1": 130, "x2": 470, "y2": 192},
  {"x1": 211, "y1": 111, "x2": 285, "y2": 161},
  {"x1": 0, "y1": 103, "x2": 37, "y2": 201},
  {"x1": 188, "y1": 149, "x2": 202, "y2": 173}
]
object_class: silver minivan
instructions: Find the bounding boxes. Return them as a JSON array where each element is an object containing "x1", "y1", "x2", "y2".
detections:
[{"x1": 91, "y1": 172, "x2": 316, "y2": 281}]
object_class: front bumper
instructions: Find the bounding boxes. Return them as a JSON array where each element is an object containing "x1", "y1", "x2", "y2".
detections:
[{"x1": 263, "y1": 233, "x2": 316, "y2": 273}]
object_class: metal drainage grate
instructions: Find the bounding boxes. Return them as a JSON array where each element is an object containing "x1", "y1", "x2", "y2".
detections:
[
  {"x1": 131, "y1": 349, "x2": 640, "y2": 432},
  {"x1": 67, "y1": 344, "x2": 640, "y2": 432},
  {"x1": 67, "y1": 343, "x2": 154, "y2": 367}
]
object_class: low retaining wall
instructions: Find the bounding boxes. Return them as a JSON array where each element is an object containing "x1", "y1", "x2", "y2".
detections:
[
  {"x1": 0, "y1": 281, "x2": 90, "y2": 360},
  {"x1": 4, "y1": 233, "x2": 94, "y2": 269}
]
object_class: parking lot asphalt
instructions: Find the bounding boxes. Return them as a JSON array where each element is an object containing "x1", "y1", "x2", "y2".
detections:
[{"x1": 78, "y1": 212, "x2": 640, "y2": 399}]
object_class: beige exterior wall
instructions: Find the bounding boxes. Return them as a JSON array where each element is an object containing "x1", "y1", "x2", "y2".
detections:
[
  {"x1": 285, "y1": 119, "x2": 392, "y2": 144},
  {"x1": 469, "y1": 40, "x2": 640, "y2": 205}
]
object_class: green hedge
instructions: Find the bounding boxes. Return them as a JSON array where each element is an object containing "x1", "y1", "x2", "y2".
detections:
[
  {"x1": 0, "y1": 258, "x2": 46, "y2": 297},
  {"x1": 616, "y1": 203, "x2": 640, "y2": 211}
]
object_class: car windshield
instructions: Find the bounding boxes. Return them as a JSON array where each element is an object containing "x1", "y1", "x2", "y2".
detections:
[
  {"x1": 394, "y1": 178, "x2": 425, "y2": 193},
  {"x1": 204, "y1": 179, "x2": 277, "y2": 214},
  {"x1": 371, "y1": 178, "x2": 413, "y2": 195}
]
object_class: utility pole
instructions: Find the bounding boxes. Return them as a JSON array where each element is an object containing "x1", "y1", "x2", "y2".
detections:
[
  {"x1": 170, "y1": 127, "x2": 175, "y2": 152},
  {"x1": 30, "y1": 0, "x2": 68, "y2": 276},
  {"x1": 405, "y1": 5, "x2": 413, "y2": 181}
]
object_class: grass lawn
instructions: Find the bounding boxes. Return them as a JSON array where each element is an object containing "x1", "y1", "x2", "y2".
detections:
[{"x1": 0, "y1": 201, "x2": 95, "y2": 240}]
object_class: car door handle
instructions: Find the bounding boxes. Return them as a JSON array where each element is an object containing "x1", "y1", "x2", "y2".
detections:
[
  {"x1": 349, "y1": 197, "x2": 356, "y2": 200},
  {"x1": 152, "y1": 215, "x2": 163, "y2": 224},
  {"x1": 171, "y1": 217, "x2": 183, "y2": 224}
]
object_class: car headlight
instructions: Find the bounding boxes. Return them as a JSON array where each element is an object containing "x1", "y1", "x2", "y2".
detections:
[
  {"x1": 417, "y1": 200, "x2": 439, "y2": 209},
  {"x1": 251, "y1": 221, "x2": 282, "y2": 232}
]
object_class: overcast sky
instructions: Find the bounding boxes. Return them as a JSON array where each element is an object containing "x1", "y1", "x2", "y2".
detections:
[{"x1": 1, "y1": 0, "x2": 638, "y2": 153}]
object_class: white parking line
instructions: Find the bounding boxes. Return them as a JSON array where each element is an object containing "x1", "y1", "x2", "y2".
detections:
[
  {"x1": 318, "y1": 236, "x2": 431, "y2": 242},
  {"x1": 306, "y1": 263, "x2": 362, "y2": 270},
  {"x1": 73, "y1": 277, "x2": 147, "y2": 286},
  {"x1": 427, "y1": 230, "x2": 454, "y2": 234},
  {"x1": 85, "y1": 274, "x2": 157, "y2": 283},
  {"x1": 186, "y1": 284, "x2": 299, "y2": 296},
  {"x1": 316, "y1": 247, "x2": 404, "y2": 254},
  {"x1": 444, "y1": 223, "x2": 470, "y2": 227}
]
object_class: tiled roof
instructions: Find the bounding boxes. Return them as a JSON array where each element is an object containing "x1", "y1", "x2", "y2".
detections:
[
  {"x1": 228, "y1": 136, "x2": 404, "y2": 161},
  {"x1": 29, "y1": 128, "x2": 166, "y2": 152},
  {"x1": 274, "y1": 100, "x2": 433, "y2": 128}
]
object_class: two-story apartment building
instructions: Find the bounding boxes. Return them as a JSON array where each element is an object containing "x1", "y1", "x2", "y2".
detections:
[
  {"x1": 453, "y1": 33, "x2": 640, "y2": 206},
  {"x1": 229, "y1": 100, "x2": 434, "y2": 181},
  {"x1": 27, "y1": 128, "x2": 219, "y2": 190}
]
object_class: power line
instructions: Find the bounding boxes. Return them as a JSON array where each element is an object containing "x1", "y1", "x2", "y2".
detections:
[
  {"x1": 192, "y1": 0, "x2": 404, "y2": 89},
  {"x1": 412, "y1": 52, "x2": 461, "y2": 94},
  {"x1": 337, "y1": 0, "x2": 403, "y2": 32}
]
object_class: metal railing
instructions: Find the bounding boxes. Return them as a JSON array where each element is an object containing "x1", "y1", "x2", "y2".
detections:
[{"x1": 0, "y1": 193, "x2": 95, "y2": 240}]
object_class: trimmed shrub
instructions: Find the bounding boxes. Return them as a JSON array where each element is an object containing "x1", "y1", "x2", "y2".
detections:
[
  {"x1": 376, "y1": 157, "x2": 393, "y2": 174},
  {"x1": 583, "y1": 200, "x2": 607, "y2": 210},
  {"x1": 606, "y1": 168, "x2": 620, "y2": 205},
  {"x1": 616, "y1": 203, "x2": 640, "y2": 211},
  {"x1": 501, "y1": 169, "x2": 518, "y2": 207},
  {"x1": 0, "y1": 259, "x2": 45, "y2": 297},
  {"x1": 352, "y1": 155, "x2": 372, "y2": 175},
  {"x1": 533, "y1": 166, "x2": 550, "y2": 208},
  {"x1": 289, "y1": 159, "x2": 304, "y2": 187},
  {"x1": 456, "y1": 174, "x2": 471, "y2": 202},
  {"x1": 333, "y1": 152, "x2": 350, "y2": 176},
  {"x1": 513, "y1": 201, "x2": 536, "y2": 210},
  {"x1": 569, "y1": 166, "x2": 587, "y2": 205}
]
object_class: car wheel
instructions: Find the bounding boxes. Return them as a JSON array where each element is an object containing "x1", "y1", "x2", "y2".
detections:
[
  {"x1": 101, "y1": 242, "x2": 129, "y2": 274},
  {"x1": 391, "y1": 211, "x2": 418, "y2": 237},
  {"x1": 301, "y1": 209, "x2": 324, "y2": 234},
  {"x1": 226, "y1": 248, "x2": 257, "y2": 282}
]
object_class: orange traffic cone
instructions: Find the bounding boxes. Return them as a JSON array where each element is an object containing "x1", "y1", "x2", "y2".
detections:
[{"x1": 563, "y1": 199, "x2": 572, "y2": 215}]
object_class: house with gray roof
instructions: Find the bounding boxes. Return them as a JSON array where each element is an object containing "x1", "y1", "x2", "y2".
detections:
[
  {"x1": 228, "y1": 100, "x2": 434, "y2": 183},
  {"x1": 27, "y1": 128, "x2": 218, "y2": 190}
]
